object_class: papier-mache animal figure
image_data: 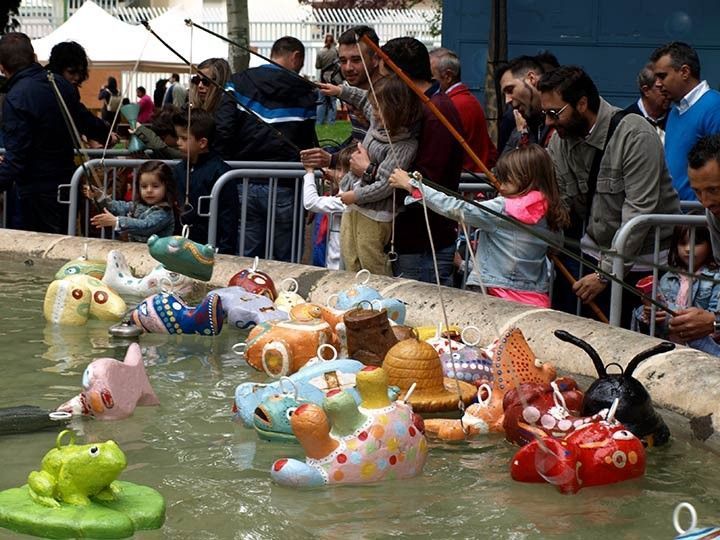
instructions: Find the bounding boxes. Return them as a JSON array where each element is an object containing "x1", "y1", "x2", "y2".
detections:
[
  {"x1": 502, "y1": 379, "x2": 585, "y2": 446},
  {"x1": 673, "y1": 502, "x2": 720, "y2": 539},
  {"x1": 55, "y1": 256, "x2": 106, "y2": 281},
  {"x1": 0, "y1": 430, "x2": 165, "y2": 538},
  {"x1": 132, "y1": 291, "x2": 223, "y2": 335},
  {"x1": 326, "y1": 269, "x2": 407, "y2": 324},
  {"x1": 554, "y1": 330, "x2": 674, "y2": 446},
  {"x1": 233, "y1": 345, "x2": 401, "y2": 441},
  {"x1": 27, "y1": 430, "x2": 127, "y2": 508},
  {"x1": 235, "y1": 319, "x2": 337, "y2": 376},
  {"x1": 228, "y1": 257, "x2": 277, "y2": 300},
  {"x1": 102, "y1": 249, "x2": 195, "y2": 298},
  {"x1": 213, "y1": 286, "x2": 288, "y2": 329},
  {"x1": 426, "y1": 325, "x2": 495, "y2": 384},
  {"x1": 270, "y1": 366, "x2": 427, "y2": 487},
  {"x1": 510, "y1": 399, "x2": 646, "y2": 494},
  {"x1": 148, "y1": 232, "x2": 214, "y2": 281},
  {"x1": 423, "y1": 328, "x2": 557, "y2": 440},
  {"x1": 274, "y1": 278, "x2": 305, "y2": 313},
  {"x1": 56, "y1": 343, "x2": 159, "y2": 421},
  {"x1": 44, "y1": 274, "x2": 127, "y2": 326}
]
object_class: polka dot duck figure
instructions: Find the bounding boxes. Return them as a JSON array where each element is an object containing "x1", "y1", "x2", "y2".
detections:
[{"x1": 270, "y1": 366, "x2": 427, "y2": 487}]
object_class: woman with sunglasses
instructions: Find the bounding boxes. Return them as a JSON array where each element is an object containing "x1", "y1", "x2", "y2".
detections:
[{"x1": 188, "y1": 58, "x2": 230, "y2": 114}]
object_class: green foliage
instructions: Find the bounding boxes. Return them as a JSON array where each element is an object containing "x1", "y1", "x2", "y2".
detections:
[
  {"x1": 0, "y1": 0, "x2": 21, "y2": 35},
  {"x1": 316, "y1": 120, "x2": 352, "y2": 147}
]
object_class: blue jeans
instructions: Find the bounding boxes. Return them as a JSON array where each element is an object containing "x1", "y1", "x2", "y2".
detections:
[
  {"x1": 239, "y1": 183, "x2": 299, "y2": 262},
  {"x1": 316, "y1": 96, "x2": 336, "y2": 125},
  {"x1": 394, "y1": 244, "x2": 455, "y2": 286}
]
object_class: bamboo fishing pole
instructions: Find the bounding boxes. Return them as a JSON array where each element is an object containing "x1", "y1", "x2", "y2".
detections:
[{"x1": 360, "y1": 34, "x2": 610, "y2": 321}]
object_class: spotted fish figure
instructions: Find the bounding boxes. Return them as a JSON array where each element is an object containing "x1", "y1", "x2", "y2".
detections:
[{"x1": 132, "y1": 291, "x2": 223, "y2": 335}]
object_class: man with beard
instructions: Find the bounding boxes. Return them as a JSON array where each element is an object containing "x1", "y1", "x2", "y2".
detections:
[
  {"x1": 539, "y1": 65, "x2": 679, "y2": 324},
  {"x1": 496, "y1": 55, "x2": 556, "y2": 153}
]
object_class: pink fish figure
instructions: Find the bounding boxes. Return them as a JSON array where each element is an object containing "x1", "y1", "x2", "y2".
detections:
[{"x1": 57, "y1": 343, "x2": 159, "y2": 421}]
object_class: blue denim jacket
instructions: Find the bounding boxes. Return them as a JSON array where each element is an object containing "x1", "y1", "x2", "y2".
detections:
[
  {"x1": 632, "y1": 266, "x2": 720, "y2": 334},
  {"x1": 101, "y1": 199, "x2": 175, "y2": 243},
  {"x1": 407, "y1": 183, "x2": 563, "y2": 293}
]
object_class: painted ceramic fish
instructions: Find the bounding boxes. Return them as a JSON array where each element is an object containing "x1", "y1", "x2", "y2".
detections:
[
  {"x1": 56, "y1": 343, "x2": 159, "y2": 421},
  {"x1": 423, "y1": 328, "x2": 556, "y2": 441},
  {"x1": 131, "y1": 291, "x2": 223, "y2": 335},
  {"x1": 148, "y1": 234, "x2": 215, "y2": 281},
  {"x1": 102, "y1": 249, "x2": 195, "y2": 298},
  {"x1": 44, "y1": 275, "x2": 126, "y2": 326},
  {"x1": 213, "y1": 286, "x2": 288, "y2": 329},
  {"x1": 55, "y1": 257, "x2": 106, "y2": 280},
  {"x1": 510, "y1": 415, "x2": 646, "y2": 494},
  {"x1": 238, "y1": 319, "x2": 337, "y2": 376},
  {"x1": 270, "y1": 367, "x2": 427, "y2": 487}
]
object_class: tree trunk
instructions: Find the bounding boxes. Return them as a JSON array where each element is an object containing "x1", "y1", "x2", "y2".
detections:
[
  {"x1": 484, "y1": 0, "x2": 507, "y2": 144},
  {"x1": 226, "y1": 0, "x2": 250, "y2": 72}
]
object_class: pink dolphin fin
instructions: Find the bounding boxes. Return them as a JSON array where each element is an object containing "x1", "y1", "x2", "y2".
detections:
[{"x1": 58, "y1": 343, "x2": 159, "y2": 420}]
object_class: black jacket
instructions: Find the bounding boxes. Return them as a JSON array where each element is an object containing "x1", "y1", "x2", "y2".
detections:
[
  {"x1": 173, "y1": 152, "x2": 237, "y2": 254},
  {"x1": 0, "y1": 63, "x2": 86, "y2": 197},
  {"x1": 624, "y1": 100, "x2": 667, "y2": 131},
  {"x1": 214, "y1": 64, "x2": 318, "y2": 162}
]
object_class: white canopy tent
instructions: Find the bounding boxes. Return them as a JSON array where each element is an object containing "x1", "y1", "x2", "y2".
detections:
[{"x1": 31, "y1": 1, "x2": 230, "y2": 72}]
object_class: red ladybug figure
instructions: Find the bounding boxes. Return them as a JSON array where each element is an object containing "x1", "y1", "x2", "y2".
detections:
[{"x1": 510, "y1": 405, "x2": 646, "y2": 494}]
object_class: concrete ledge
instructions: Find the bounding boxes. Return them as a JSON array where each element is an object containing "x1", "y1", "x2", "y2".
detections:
[{"x1": 2, "y1": 229, "x2": 719, "y2": 449}]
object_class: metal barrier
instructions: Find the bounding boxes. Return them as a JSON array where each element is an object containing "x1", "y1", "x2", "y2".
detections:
[
  {"x1": 203, "y1": 169, "x2": 308, "y2": 263},
  {"x1": 608, "y1": 213, "x2": 708, "y2": 327}
]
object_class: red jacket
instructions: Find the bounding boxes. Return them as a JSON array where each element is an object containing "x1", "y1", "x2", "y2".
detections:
[{"x1": 446, "y1": 83, "x2": 497, "y2": 171}]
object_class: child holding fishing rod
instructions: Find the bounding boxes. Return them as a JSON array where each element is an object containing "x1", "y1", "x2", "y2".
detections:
[
  {"x1": 317, "y1": 74, "x2": 423, "y2": 275},
  {"x1": 632, "y1": 219, "x2": 720, "y2": 355},
  {"x1": 389, "y1": 144, "x2": 569, "y2": 308}
]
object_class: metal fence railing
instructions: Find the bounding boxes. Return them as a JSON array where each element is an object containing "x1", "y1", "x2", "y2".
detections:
[{"x1": 608, "y1": 213, "x2": 709, "y2": 328}]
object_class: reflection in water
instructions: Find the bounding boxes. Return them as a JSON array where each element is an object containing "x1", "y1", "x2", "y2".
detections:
[{"x1": 2, "y1": 261, "x2": 720, "y2": 538}]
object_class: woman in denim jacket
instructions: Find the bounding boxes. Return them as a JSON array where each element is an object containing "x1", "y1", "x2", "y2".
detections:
[
  {"x1": 633, "y1": 222, "x2": 720, "y2": 355},
  {"x1": 84, "y1": 161, "x2": 178, "y2": 243},
  {"x1": 389, "y1": 144, "x2": 569, "y2": 308}
]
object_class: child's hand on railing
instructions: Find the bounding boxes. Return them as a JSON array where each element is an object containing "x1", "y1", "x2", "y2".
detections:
[
  {"x1": 90, "y1": 208, "x2": 118, "y2": 229},
  {"x1": 82, "y1": 185, "x2": 104, "y2": 201}
]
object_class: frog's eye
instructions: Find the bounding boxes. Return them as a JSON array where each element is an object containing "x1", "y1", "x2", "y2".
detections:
[
  {"x1": 89, "y1": 446, "x2": 100, "y2": 458},
  {"x1": 285, "y1": 407, "x2": 298, "y2": 420}
]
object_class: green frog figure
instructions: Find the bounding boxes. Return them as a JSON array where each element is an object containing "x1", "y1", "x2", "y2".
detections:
[{"x1": 27, "y1": 430, "x2": 127, "y2": 508}]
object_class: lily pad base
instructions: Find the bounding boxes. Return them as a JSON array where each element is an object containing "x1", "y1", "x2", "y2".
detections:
[{"x1": 0, "y1": 481, "x2": 165, "y2": 539}]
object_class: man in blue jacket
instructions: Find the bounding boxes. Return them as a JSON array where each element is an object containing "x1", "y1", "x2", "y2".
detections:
[
  {"x1": 0, "y1": 33, "x2": 85, "y2": 234},
  {"x1": 215, "y1": 36, "x2": 318, "y2": 261}
]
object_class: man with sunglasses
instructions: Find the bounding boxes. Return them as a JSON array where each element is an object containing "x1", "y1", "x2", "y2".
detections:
[{"x1": 539, "y1": 65, "x2": 680, "y2": 325}]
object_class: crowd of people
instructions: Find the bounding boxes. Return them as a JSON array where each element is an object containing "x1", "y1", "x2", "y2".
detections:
[{"x1": 2, "y1": 27, "x2": 720, "y2": 353}]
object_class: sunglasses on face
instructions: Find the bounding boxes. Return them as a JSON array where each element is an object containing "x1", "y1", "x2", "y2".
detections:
[
  {"x1": 191, "y1": 75, "x2": 212, "y2": 86},
  {"x1": 541, "y1": 103, "x2": 569, "y2": 121}
]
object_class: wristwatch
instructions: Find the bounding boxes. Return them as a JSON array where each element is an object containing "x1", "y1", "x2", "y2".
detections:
[
  {"x1": 713, "y1": 312, "x2": 720, "y2": 334},
  {"x1": 362, "y1": 162, "x2": 378, "y2": 184}
]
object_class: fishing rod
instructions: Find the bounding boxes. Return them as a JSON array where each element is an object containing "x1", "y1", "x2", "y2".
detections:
[
  {"x1": 184, "y1": 19, "x2": 321, "y2": 92},
  {"x1": 140, "y1": 20, "x2": 304, "y2": 155},
  {"x1": 419, "y1": 175, "x2": 681, "y2": 318},
  {"x1": 356, "y1": 32, "x2": 613, "y2": 319},
  {"x1": 46, "y1": 71, "x2": 104, "y2": 212}
]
